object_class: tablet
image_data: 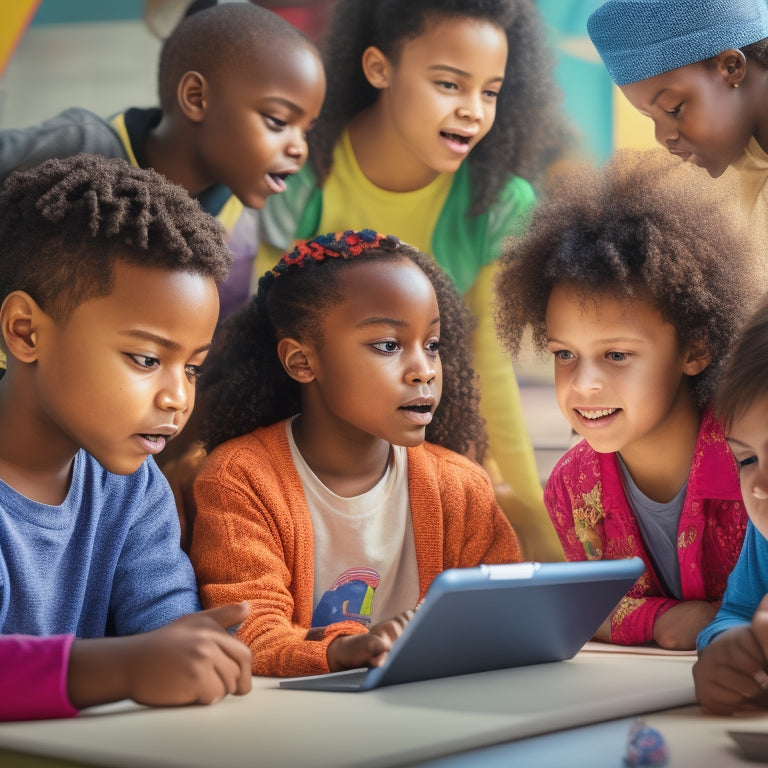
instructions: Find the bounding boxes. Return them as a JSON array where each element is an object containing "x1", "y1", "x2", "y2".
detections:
[{"x1": 279, "y1": 557, "x2": 646, "y2": 692}]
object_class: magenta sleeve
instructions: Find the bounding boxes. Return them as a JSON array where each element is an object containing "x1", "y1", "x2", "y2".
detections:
[{"x1": 0, "y1": 634, "x2": 78, "y2": 721}]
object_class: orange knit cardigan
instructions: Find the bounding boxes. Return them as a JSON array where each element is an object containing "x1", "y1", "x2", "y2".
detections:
[{"x1": 190, "y1": 420, "x2": 522, "y2": 677}]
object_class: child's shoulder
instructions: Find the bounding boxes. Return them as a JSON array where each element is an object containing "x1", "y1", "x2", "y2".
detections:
[{"x1": 414, "y1": 441, "x2": 493, "y2": 482}]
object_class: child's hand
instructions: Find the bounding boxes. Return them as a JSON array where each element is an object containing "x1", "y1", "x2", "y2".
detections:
[
  {"x1": 652, "y1": 600, "x2": 717, "y2": 650},
  {"x1": 68, "y1": 601, "x2": 252, "y2": 709},
  {"x1": 326, "y1": 609, "x2": 414, "y2": 672},
  {"x1": 693, "y1": 624, "x2": 768, "y2": 715}
]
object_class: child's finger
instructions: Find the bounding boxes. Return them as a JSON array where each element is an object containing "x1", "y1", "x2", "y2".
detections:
[{"x1": 200, "y1": 601, "x2": 250, "y2": 631}]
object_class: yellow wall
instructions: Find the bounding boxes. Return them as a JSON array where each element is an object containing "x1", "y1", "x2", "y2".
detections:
[
  {"x1": 612, "y1": 85, "x2": 657, "y2": 151},
  {"x1": 0, "y1": 1, "x2": 42, "y2": 76}
]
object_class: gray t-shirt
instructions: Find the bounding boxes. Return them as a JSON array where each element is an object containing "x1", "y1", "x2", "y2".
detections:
[{"x1": 617, "y1": 454, "x2": 686, "y2": 600}]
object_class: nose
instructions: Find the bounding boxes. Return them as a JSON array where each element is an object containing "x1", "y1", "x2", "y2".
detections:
[
  {"x1": 405, "y1": 348, "x2": 438, "y2": 385},
  {"x1": 654, "y1": 114, "x2": 679, "y2": 147},
  {"x1": 456, "y1": 91, "x2": 483, "y2": 122},
  {"x1": 570, "y1": 360, "x2": 603, "y2": 394},
  {"x1": 285, "y1": 126, "x2": 308, "y2": 162},
  {"x1": 156, "y1": 369, "x2": 190, "y2": 415}
]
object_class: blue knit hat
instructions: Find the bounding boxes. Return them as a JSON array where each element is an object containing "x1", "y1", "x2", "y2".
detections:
[{"x1": 587, "y1": 0, "x2": 768, "y2": 86}]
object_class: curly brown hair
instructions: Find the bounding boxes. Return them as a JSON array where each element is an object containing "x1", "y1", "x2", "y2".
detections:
[
  {"x1": 199, "y1": 231, "x2": 486, "y2": 457},
  {"x1": 308, "y1": 0, "x2": 569, "y2": 213},
  {"x1": 495, "y1": 148, "x2": 765, "y2": 407},
  {"x1": 0, "y1": 153, "x2": 232, "y2": 326}
]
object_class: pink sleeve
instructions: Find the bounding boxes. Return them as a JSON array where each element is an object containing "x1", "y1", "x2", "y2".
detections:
[{"x1": 0, "y1": 635, "x2": 78, "y2": 721}]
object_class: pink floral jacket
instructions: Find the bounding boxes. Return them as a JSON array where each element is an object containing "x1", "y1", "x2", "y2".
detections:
[{"x1": 544, "y1": 409, "x2": 746, "y2": 644}]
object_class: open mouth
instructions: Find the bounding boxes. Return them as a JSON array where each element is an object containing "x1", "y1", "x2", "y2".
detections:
[
  {"x1": 266, "y1": 172, "x2": 290, "y2": 194},
  {"x1": 401, "y1": 404, "x2": 432, "y2": 414},
  {"x1": 575, "y1": 408, "x2": 617, "y2": 420},
  {"x1": 440, "y1": 131, "x2": 471, "y2": 146}
]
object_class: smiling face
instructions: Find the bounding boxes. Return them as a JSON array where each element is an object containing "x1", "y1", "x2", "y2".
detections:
[
  {"x1": 296, "y1": 258, "x2": 443, "y2": 450},
  {"x1": 31, "y1": 260, "x2": 220, "y2": 475},
  {"x1": 363, "y1": 15, "x2": 507, "y2": 186},
  {"x1": 620, "y1": 56, "x2": 756, "y2": 178},
  {"x1": 545, "y1": 283, "x2": 705, "y2": 462},
  {"x1": 726, "y1": 394, "x2": 768, "y2": 538},
  {"x1": 195, "y1": 43, "x2": 326, "y2": 208}
]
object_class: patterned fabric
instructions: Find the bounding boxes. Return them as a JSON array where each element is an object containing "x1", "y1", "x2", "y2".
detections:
[{"x1": 545, "y1": 408, "x2": 746, "y2": 644}]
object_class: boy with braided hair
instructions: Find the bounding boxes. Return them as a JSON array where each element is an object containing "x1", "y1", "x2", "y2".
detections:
[{"x1": 0, "y1": 153, "x2": 251, "y2": 721}]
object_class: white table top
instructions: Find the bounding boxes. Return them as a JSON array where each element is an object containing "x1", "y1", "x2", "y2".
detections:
[{"x1": 0, "y1": 650, "x2": 699, "y2": 768}]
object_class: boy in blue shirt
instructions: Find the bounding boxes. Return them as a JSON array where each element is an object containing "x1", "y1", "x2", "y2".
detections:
[{"x1": 0, "y1": 153, "x2": 251, "y2": 721}]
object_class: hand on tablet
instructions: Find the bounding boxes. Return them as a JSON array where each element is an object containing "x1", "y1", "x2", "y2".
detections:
[
  {"x1": 327, "y1": 609, "x2": 414, "y2": 672},
  {"x1": 68, "y1": 601, "x2": 253, "y2": 709}
]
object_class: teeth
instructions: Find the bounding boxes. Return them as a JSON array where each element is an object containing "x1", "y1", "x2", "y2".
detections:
[
  {"x1": 144, "y1": 434, "x2": 159, "y2": 442},
  {"x1": 576, "y1": 408, "x2": 616, "y2": 420}
]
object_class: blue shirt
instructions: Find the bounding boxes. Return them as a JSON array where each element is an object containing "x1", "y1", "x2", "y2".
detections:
[
  {"x1": 697, "y1": 520, "x2": 768, "y2": 650},
  {"x1": 0, "y1": 450, "x2": 200, "y2": 638}
]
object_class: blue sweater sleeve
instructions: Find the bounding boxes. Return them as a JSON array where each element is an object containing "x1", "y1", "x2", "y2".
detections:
[
  {"x1": 697, "y1": 521, "x2": 768, "y2": 650},
  {"x1": 107, "y1": 458, "x2": 201, "y2": 635}
]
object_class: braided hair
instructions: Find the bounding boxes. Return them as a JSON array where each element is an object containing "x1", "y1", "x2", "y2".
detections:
[
  {"x1": 309, "y1": 0, "x2": 569, "y2": 212},
  {"x1": 0, "y1": 153, "x2": 232, "y2": 325},
  {"x1": 199, "y1": 230, "x2": 486, "y2": 458}
]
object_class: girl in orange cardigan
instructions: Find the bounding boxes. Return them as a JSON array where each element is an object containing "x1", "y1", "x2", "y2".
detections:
[{"x1": 189, "y1": 230, "x2": 522, "y2": 676}]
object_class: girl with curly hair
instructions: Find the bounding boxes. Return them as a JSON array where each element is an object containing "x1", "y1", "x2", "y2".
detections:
[
  {"x1": 495, "y1": 149, "x2": 765, "y2": 651},
  {"x1": 255, "y1": 0, "x2": 570, "y2": 564},
  {"x1": 189, "y1": 230, "x2": 521, "y2": 677}
]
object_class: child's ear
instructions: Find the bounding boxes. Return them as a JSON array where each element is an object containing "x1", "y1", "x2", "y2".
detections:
[
  {"x1": 277, "y1": 338, "x2": 316, "y2": 383},
  {"x1": 0, "y1": 291, "x2": 43, "y2": 364},
  {"x1": 682, "y1": 339, "x2": 711, "y2": 377},
  {"x1": 177, "y1": 71, "x2": 208, "y2": 122},
  {"x1": 361, "y1": 46, "x2": 391, "y2": 90},
  {"x1": 714, "y1": 49, "x2": 747, "y2": 88}
]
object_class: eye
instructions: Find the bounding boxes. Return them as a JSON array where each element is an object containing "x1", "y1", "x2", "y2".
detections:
[
  {"x1": 185, "y1": 364, "x2": 202, "y2": 381},
  {"x1": 130, "y1": 354, "x2": 160, "y2": 369},
  {"x1": 665, "y1": 103, "x2": 682, "y2": 116},
  {"x1": 738, "y1": 455, "x2": 758, "y2": 473},
  {"x1": 436, "y1": 81, "x2": 458, "y2": 91},
  {"x1": 426, "y1": 340, "x2": 440, "y2": 356},
  {"x1": 552, "y1": 349, "x2": 574, "y2": 361},
  {"x1": 607, "y1": 351, "x2": 629, "y2": 362},
  {"x1": 263, "y1": 114, "x2": 287, "y2": 131},
  {"x1": 483, "y1": 88, "x2": 500, "y2": 99},
  {"x1": 372, "y1": 341, "x2": 400, "y2": 354}
]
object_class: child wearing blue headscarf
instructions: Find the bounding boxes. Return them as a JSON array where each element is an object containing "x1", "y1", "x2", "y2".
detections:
[{"x1": 587, "y1": 0, "x2": 768, "y2": 251}]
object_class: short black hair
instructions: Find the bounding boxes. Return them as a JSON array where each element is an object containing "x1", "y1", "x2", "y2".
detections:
[
  {"x1": 158, "y1": 2, "x2": 316, "y2": 112},
  {"x1": 495, "y1": 149, "x2": 764, "y2": 407},
  {"x1": 0, "y1": 153, "x2": 232, "y2": 325}
]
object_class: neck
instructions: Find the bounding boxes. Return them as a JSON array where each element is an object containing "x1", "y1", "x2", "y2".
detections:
[
  {"x1": 144, "y1": 117, "x2": 211, "y2": 197},
  {"x1": 348, "y1": 105, "x2": 442, "y2": 192},
  {"x1": 0, "y1": 370, "x2": 77, "y2": 505},
  {"x1": 617, "y1": 384, "x2": 702, "y2": 503},
  {"x1": 291, "y1": 414, "x2": 392, "y2": 498}
]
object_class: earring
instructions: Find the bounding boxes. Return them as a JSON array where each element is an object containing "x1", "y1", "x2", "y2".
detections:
[{"x1": 733, "y1": 82, "x2": 741, "y2": 89}]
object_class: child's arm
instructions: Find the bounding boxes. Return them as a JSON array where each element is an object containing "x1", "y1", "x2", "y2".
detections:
[
  {"x1": 693, "y1": 595, "x2": 768, "y2": 715},
  {"x1": 191, "y1": 449, "x2": 371, "y2": 677},
  {"x1": 67, "y1": 603, "x2": 252, "y2": 710},
  {"x1": 0, "y1": 604, "x2": 251, "y2": 722}
]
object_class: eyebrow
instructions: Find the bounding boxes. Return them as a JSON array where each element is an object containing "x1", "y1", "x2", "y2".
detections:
[
  {"x1": 427, "y1": 64, "x2": 504, "y2": 84},
  {"x1": 262, "y1": 96, "x2": 305, "y2": 115},
  {"x1": 649, "y1": 87, "x2": 670, "y2": 107},
  {"x1": 356, "y1": 316, "x2": 441, "y2": 329},
  {"x1": 546, "y1": 336, "x2": 648, "y2": 345},
  {"x1": 119, "y1": 329, "x2": 211, "y2": 355}
]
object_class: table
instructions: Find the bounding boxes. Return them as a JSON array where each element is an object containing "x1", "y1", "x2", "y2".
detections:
[{"x1": 0, "y1": 649, "x2": 707, "y2": 768}]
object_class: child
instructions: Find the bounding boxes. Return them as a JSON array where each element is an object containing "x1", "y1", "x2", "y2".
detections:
[
  {"x1": 0, "y1": 153, "x2": 252, "y2": 721},
  {"x1": 494, "y1": 149, "x2": 763, "y2": 650},
  {"x1": 586, "y1": 0, "x2": 768, "y2": 253},
  {"x1": 0, "y1": 2, "x2": 326, "y2": 321},
  {"x1": 255, "y1": 0, "x2": 570, "y2": 563},
  {"x1": 189, "y1": 230, "x2": 522, "y2": 676},
  {"x1": 694, "y1": 297, "x2": 768, "y2": 715}
]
